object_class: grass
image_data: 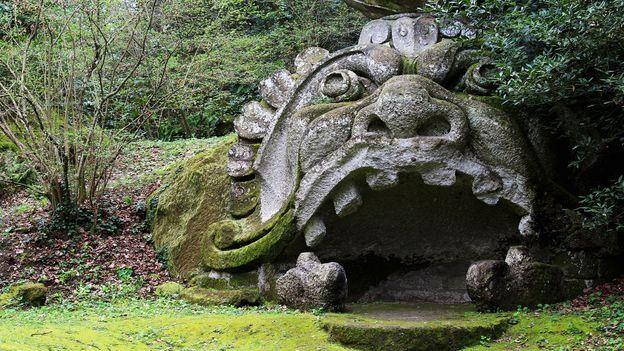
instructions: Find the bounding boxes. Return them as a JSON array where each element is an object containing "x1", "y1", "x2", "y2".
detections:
[
  {"x1": 464, "y1": 311, "x2": 598, "y2": 350},
  {"x1": 0, "y1": 298, "x2": 353, "y2": 351},
  {"x1": 110, "y1": 136, "x2": 228, "y2": 190},
  {"x1": 0, "y1": 298, "x2": 620, "y2": 350}
]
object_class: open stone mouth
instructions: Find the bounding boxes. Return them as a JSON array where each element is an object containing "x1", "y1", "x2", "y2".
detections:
[{"x1": 201, "y1": 14, "x2": 539, "y2": 294}]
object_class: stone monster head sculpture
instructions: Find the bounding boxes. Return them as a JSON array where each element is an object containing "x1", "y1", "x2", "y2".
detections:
[{"x1": 200, "y1": 12, "x2": 542, "y2": 274}]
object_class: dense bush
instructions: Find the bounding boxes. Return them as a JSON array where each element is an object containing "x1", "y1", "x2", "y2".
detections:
[{"x1": 430, "y1": 0, "x2": 624, "y2": 234}]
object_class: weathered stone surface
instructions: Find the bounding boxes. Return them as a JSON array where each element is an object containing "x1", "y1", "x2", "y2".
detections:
[
  {"x1": 554, "y1": 250, "x2": 621, "y2": 280},
  {"x1": 391, "y1": 16, "x2": 438, "y2": 57},
  {"x1": 413, "y1": 39, "x2": 462, "y2": 84},
  {"x1": 259, "y1": 69, "x2": 296, "y2": 109},
  {"x1": 227, "y1": 143, "x2": 258, "y2": 178},
  {"x1": 277, "y1": 252, "x2": 347, "y2": 311},
  {"x1": 180, "y1": 287, "x2": 260, "y2": 307},
  {"x1": 295, "y1": 47, "x2": 330, "y2": 76},
  {"x1": 229, "y1": 179, "x2": 259, "y2": 218},
  {"x1": 190, "y1": 270, "x2": 258, "y2": 290},
  {"x1": 304, "y1": 216, "x2": 326, "y2": 248},
  {"x1": 234, "y1": 101, "x2": 275, "y2": 140},
  {"x1": 255, "y1": 45, "x2": 402, "y2": 223},
  {"x1": 322, "y1": 303, "x2": 510, "y2": 351},
  {"x1": 439, "y1": 18, "x2": 464, "y2": 38},
  {"x1": 332, "y1": 182, "x2": 363, "y2": 217},
  {"x1": 362, "y1": 262, "x2": 472, "y2": 303},
  {"x1": 344, "y1": 0, "x2": 425, "y2": 18},
  {"x1": 155, "y1": 11, "x2": 582, "y2": 306},
  {"x1": 464, "y1": 61, "x2": 500, "y2": 95},
  {"x1": 295, "y1": 75, "x2": 535, "y2": 234},
  {"x1": 321, "y1": 70, "x2": 364, "y2": 102},
  {"x1": 147, "y1": 136, "x2": 235, "y2": 277},
  {"x1": 359, "y1": 19, "x2": 392, "y2": 45},
  {"x1": 467, "y1": 246, "x2": 567, "y2": 311}
]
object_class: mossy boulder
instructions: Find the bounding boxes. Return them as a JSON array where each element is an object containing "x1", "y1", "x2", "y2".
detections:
[
  {"x1": 148, "y1": 135, "x2": 236, "y2": 277},
  {"x1": 155, "y1": 282, "x2": 185, "y2": 298},
  {"x1": 0, "y1": 283, "x2": 47, "y2": 308},
  {"x1": 180, "y1": 287, "x2": 260, "y2": 307}
]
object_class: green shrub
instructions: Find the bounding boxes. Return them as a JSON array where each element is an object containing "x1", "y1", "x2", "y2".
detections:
[
  {"x1": 430, "y1": 0, "x2": 624, "y2": 234},
  {"x1": 111, "y1": 0, "x2": 365, "y2": 140}
]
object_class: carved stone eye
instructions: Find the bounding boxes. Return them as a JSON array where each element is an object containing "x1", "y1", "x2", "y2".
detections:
[
  {"x1": 358, "y1": 19, "x2": 391, "y2": 45},
  {"x1": 321, "y1": 70, "x2": 364, "y2": 102},
  {"x1": 392, "y1": 16, "x2": 439, "y2": 57}
]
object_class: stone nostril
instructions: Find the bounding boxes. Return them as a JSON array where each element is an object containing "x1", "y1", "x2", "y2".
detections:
[
  {"x1": 416, "y1": 116, "x2": 451, "y2": 136},
  {"x1": 366, "y1": 116, "x2": 391, "y2": 137}
]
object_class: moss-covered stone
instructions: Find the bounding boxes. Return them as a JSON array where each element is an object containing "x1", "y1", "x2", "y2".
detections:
[
  {"x1": 201, "y1": 209, "x2": 297, "y2": 271},
  {"x1": 322, "y1": 304, "x2": 510, "y2": 351},
  {"x1": 0, "y1": 283, "x2": 47, "y2": 308},
  {"x1": 180, "y1": 287, "x2": 260, "y2": 307},
  {"x1": 189, "y1": 271, "x2": 258, "y2": 290},
  {"x1": 154, "y1": 282, "x2": 185, "y2": 298},
  {"x1": 147, "y1": 135, "x2": 236, "y2": 277}
]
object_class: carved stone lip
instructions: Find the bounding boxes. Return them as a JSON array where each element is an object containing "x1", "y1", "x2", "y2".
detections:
[{"x1": 294, "y1": 136, "x2": 535, "y2": 242}]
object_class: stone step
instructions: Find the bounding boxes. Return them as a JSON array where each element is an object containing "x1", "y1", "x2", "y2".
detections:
[{"x1": 321, "y1": 303, "x2": 510, "y2": 351}]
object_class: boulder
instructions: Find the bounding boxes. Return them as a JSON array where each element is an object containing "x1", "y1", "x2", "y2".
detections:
[
  {"x1": 180, "y1": 287, "x2": 260, "y2": 307},
  {"x1": 466, "y1": 246, "x2": 566, "y2": 311},
  {"x1": 0, "y1": 282, "x2": 47, "y2": 308},
  {"x1": 277, "y1": 253, "x2": 347, "y2": 311},
  {"x1": 155, "y1": 282, "x2": 185, "y2": 298}
]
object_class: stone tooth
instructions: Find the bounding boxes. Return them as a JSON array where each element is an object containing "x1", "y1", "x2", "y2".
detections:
[
  {"x1": 259, "y1": 69, "x2": 296, "y2": 109},
  {"x1": 333, "y1": 182, "x2": 363, "y2": 217},
  {"x1": 366, "y1": 170, "x2": 399, "y2": 190},
  {"x1": 475, "y1": 193, "x2": 501, "y2": 206},
  {"x1": 420, "y1": 168, "x2": 456, "y2": 187},
  {"x1": 471, "y1": 173, "x2": 503, "y2": 205},
  {"x1": 234, "y1": 101, "x2": 275, "y2": 141},
  {"x1": 304, "y1": 216, "x2": 327, "y2": 248},
  {"x1": 518, "y1": 214, "x2": 536, "y2": 237},
  {"x1": 229, "y1": 179, "x2": 259, "y2": 218},
  {"x1": 227, "y1": 143, "x2": 258, "y2": 178}
]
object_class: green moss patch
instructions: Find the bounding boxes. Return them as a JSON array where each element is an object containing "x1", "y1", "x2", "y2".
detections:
[
  {"x1": 321, "y1": 303, "x2": 510, "y2": 351},
  {"x1": 148, "y1": 135, "x2": 236, "y2": 277},
  {"x1": 0, "y1": 283, "x2": 47, "y2": 308},
  {"x1": 201, "y1": 209, "x2": 297, "y2": 271},
  {"x1": 463, "y1": 310, "x2": 600, "y2": 350},
  {"x1": 0, "y1": 299, "x2": 352, "y2": 351},
  {"x1": 180, "y1": 287, "x2": 260, "y2": 307}
]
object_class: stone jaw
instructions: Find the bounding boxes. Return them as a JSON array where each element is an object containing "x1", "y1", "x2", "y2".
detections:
[
  {"x1": 205, "y1": 11, "x2": 539, "y2": 274},
  {"x1": 293, "y1": 75, "x2": 537, "y2": 243}
]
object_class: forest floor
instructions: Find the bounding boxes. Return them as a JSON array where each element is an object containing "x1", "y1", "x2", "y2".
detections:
[
  {"x1": 0, "y1": 137, "x2": 222, "y2": 301},
  {"x1": 0, "y1": 137, "x2": 623, "y2": 350}
]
